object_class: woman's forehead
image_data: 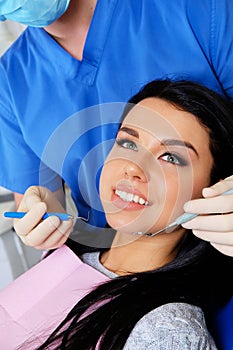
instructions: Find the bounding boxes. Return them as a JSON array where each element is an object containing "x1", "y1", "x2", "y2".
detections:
[{"x1": 123, "y1": 98, "x2": 206, "y2": 141}]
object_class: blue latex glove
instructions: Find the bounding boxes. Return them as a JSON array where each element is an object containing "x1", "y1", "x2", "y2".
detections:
[{"x1": 0, "y1": 0, "x2": 70, "y2": 27}]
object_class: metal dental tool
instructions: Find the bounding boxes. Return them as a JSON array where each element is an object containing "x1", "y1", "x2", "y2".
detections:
[
  {"x1": 4, "y1": 211, "x2": 90, "y2": 222},
  {"x1": 136, "y1": 188, "x2": 233, "y2": 237}
]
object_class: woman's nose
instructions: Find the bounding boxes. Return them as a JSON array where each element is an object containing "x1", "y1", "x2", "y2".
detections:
[{"x1": 123, "y1": 161, "x2": 147, "y2": 182}]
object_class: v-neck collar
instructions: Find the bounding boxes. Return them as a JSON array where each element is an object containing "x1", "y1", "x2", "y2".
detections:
[
  {"x1": 32, "y1": 0, "x2": 118, "y2": 83},
  {"x1": 77, "y1": 0, "x2": 118, "y2": 84}
]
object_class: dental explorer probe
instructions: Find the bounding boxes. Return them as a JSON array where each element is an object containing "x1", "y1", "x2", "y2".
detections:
[{"x1": 4, "y1": 212, "x2": 89, "y2": 222}]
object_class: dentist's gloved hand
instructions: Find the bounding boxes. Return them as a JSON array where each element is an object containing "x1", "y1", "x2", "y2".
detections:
[
  {"x1": 182, "y1": 176, "x2": 233, "y2": 257},
  {"x1": 0, "y1": 0, "x2": 70, "y2": 27},
  {"x1": 14, "y1": 186, "x2": 73, "y2": 250}
]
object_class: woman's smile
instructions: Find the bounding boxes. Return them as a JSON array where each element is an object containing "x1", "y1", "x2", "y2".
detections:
[{"x1": 112, "y1": 185, "x2": 151, "y2": 210}]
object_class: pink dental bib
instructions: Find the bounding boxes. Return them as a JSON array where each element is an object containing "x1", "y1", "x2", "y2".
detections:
[{"x1": 0, "y1": 245, "x2": 109, "y2": 349}]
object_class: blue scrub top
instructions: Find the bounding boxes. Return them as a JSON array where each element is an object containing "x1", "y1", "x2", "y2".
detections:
[{"x1": 0, "y1": 0, "x2": 233, "y2": 227}]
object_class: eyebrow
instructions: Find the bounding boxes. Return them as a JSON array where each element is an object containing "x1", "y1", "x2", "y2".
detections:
[
  {"x1": 118, "y1": 126, "x2": 139, "y2": 138},
  {"x1": 118, "y1": 127, "x2": 199, "y2": 157},
  {"x1": 161, "y1": 139, "x2": 199, "y2": 157}
]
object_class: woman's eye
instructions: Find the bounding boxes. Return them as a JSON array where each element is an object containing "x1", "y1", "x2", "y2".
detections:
[
  {"x1": 160, "y1": 153, "x2": 186, "y2": 166},
  {"x1": 116, "y1": 138, "x2": 138, "y2": 151}
]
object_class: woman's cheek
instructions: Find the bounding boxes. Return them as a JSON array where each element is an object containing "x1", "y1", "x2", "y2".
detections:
[{"x1": 161, "y1": 168, "x2": 194, "y2": 220}]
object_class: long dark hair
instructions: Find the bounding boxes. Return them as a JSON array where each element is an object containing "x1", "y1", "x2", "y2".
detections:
[{"x1": 38, "y1": 80, "x2": 233, "y2": 350}]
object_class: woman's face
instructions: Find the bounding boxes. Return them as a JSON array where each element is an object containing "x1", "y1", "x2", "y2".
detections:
[{"x1": 100, "y1": 97, "x2": 214, "y2": 235}]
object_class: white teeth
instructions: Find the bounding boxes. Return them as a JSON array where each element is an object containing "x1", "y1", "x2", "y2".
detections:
[
  {"x1": 115, "y1": 189, "x2": 149, "y2": 205},
  {"x1": 127, "y1": 193, "x2": 133, "y2": 202},
  {"x1": 139, "y1": 197, "x2": 145, "y2": 205}
]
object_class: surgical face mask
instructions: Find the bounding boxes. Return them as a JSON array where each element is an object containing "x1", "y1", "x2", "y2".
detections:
[{"x1": 0, "y1": 0, "x2": 70, "y2": 27}]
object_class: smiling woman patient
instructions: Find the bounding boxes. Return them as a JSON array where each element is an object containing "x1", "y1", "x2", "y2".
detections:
[{"x1": 15, "y1": 80, "x2": 233, "y2": 349}]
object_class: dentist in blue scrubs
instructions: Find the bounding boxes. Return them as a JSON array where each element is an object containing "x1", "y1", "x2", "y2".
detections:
[{"x1": 1, "y1": 0, "x2": 233, "y2": 256}]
